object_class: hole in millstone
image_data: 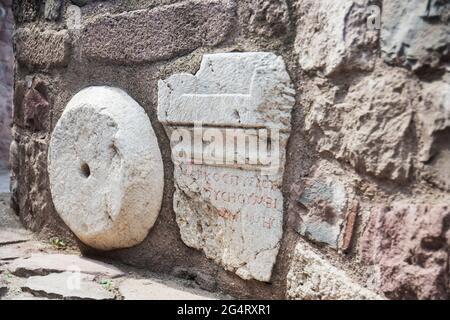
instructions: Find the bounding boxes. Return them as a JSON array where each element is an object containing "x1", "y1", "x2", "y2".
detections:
[{"x1": 80, "y1": 162, "x2": 91, "y2": 178}]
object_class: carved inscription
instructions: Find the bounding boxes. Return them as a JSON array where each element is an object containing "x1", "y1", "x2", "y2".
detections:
[{"x1": 158, "y1": 53, "x2": 295, "y2": 281}]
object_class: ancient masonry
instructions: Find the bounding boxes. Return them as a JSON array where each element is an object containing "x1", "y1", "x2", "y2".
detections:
[{"x1": 8, "y1": 0, "x2": 450, "y2": 299}]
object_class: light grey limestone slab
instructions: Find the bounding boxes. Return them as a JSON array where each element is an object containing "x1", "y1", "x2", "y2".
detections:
[{"x1": 158, "y1": 53, "x2": 295, "y2": 282}]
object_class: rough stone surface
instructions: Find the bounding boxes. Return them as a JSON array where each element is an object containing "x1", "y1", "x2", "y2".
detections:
[
  {"x1": 0, "y1": 241, "x2": 47, "y2": 261},
  {"x1": 81, "y1": 0, "x2": 236, "y2": 64},
  {"x1": 44, "y1": 0, "x2": 63, "y2": 21},
  {"x1": 361, "y1": 203, "x2": 450, "y2": 300},
  {"x1": 14, "y1": 27, "x2": 71, "y2": 69},
  {"x1": 297, "y1": 160, "x2": 358, "y2": 250},
  {"x1": 418, "y1": 78, "x2": 450, "y2": 191},
  {"x1": 158, "y1": 53, "x2": 295, "y2": 282},
  {"x1": 9, "y1": 132, "x2": 56, "y2": 232},
  {"x1": 244, "y1": 0, "x2": 290, "y2": 38},
  {"x1": 13, "y1": 78, "x2": 52, "y2": 132},
  {"x1": 159, "y1": 52, "x2": 295, "y2": 130},
  {"x1": 7, "y1": 253, "x2": 125, "y2": 278},
  {"x1": 294, "y1": 0, "x2": 379, "y2": 76},
  {"x1": 287, "y1": 241, "x2": 382, "y2": 300},
  {"x1": 305, "y1": 67, "x2": 418, "y2": 181},
  {"x1": 119, "y1": 278, "x2": 215, "y2": 300},
  {"x1": 22, "y1": 272, "x2": 115, "y2": 300},
  {"x1": 48, "y1": 86, "x2": 164, "y2": 250},
  {"x1": 71, "y1": 0, "x2": 90, "y2": 7},
  {"x1": 173, "y1": 267, "x2": 218, "y2": 292},
  {"x1": 12, "y1": 0, "x2": 40, "y2": 23},
  {"x1": 381, "y1": 0, "x2": 450, "y2": 73}
]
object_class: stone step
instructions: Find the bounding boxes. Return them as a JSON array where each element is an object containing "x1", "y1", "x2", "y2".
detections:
[
  {"x1": 0, "y1": 241, "x2": 48, "y2": 261},
  {"x1": 0, "y1": 229, "x2": 33, "y2": 246},
  {"x1": 7, "y1": 253, "x2": 125, "y2": 278},
  {"x1": 118, "y1": 278, "x2": 217, "y2": 300},
  {"x1": 22, "y1": 272, "x2": 115, "y2": 300}
]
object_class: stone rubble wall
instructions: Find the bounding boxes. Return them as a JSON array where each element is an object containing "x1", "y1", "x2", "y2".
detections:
[
  {"x1": 11, "y1": 0, "x2": 450, "y2": 299},
  {"x1": 0, "y1": 0, "x2": 13, "y2": 162}
]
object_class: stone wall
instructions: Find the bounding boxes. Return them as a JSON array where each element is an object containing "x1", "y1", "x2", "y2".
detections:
[
  {"x1": 0, "y1": 0, "x2": 13, "y2": 162},
  {"x1": 11, "y1": 0, "x2": 450, "y2": 299}
]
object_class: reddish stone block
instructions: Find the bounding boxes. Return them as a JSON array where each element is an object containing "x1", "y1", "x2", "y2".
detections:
[
  {"x1": 14, "y1": 79, "x2": 51, "y2": 132},
  {"x1": 81, "y1": 0, "x2": 236, "y2": 64},
  {"x1": 361, "y1": 203, "x2": 450, "y2": 300}
]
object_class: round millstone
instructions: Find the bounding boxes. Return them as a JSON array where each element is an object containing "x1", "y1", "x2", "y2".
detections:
[{"x1": 48, "y1": 86, "x2": 164, "y2": 250}]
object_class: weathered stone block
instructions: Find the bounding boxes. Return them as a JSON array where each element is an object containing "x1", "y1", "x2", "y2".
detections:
[
  {"x1": 287, "y1": 241, "x2": 382, "y2": 300},
  {"x1": 10, "y1": 133, "x2": 54, "y2": 232},
  {"x1": 44, "y1": 0, "x2": 63, "y2": 21},
  {"x1": 158, "y1": 52, "x2": 295, "y2": 282},
  {"x1": 381, "y1": 0, "x2": 450, "y2": 73},
  {"x1": 294, "y1": 0, "x2": 379, "y2": 75},
  {"x1": 361, "y1": 203, "x2": 450, "y2": 300},
  {"x1": 418, "y1": 79, "x2": 450, "y2": 191},
  {"x1": 296, "y1": 160, "x2": 358, "y2": 250},
  {"x1": 65, "y1": 5, "x2": 82, "y2": 31},
  {"x1": 70, "y1": 0, "x2": 90, "y2": 7},
  {"x1": 12, "y1": 80, "x2": 26, "y2": 129},
  {"x1": 12, "y1": 77, "x2": 51, "y2": 133},
  {"x1": 422, "y1": 148, "x2": 450, "y2": 192},
  {"x1": 14, "y1": 28, "x2": 71, "y2": 69},
  {"x1": 19, "y1": 78, "x2": 51, "y2": 132},
  {"x1": 81, "y1": 0, "x2": 236, "y2": 64},
  {"x1": 48, "y1": 87, "x2": 164, "y2": 250},
  {"x1": 22, "y1": 272, "x2": 115, "y2": 300},
  {"x1": 8, "y1": 253, "x2": 125, "y2": 278},
  {"x1": 12, "y1": 0, "x2": 40, "y2": 23},
  {"x1": 305, "y1": 67, "x2": 418, "y2": 181},
  {"x1": 245, "y1": 0, "x2": 290, "y2": 38}
]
